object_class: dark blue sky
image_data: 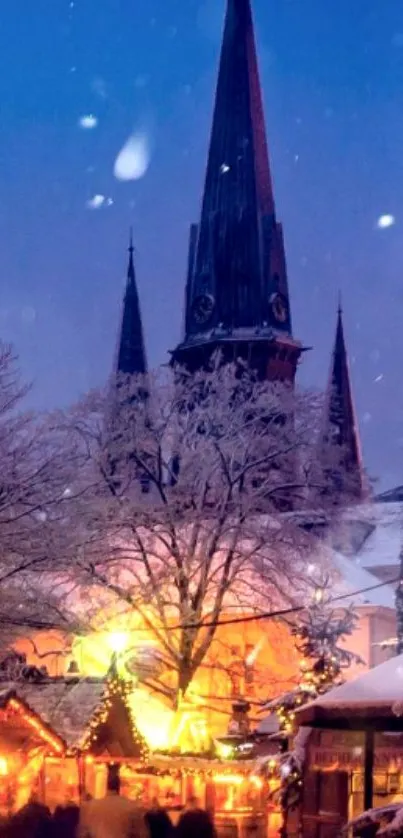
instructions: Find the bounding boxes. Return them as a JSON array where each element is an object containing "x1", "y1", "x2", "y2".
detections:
[{"x1": 0, "y1": 0, "x2": 402, "y2": 490}]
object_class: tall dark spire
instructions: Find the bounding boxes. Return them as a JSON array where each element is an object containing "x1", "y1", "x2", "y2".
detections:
[
  {"x1": 321, "y1": 305, "x2": 365, "y2": 500},
  {"x1": 172, "y1": 0, "x2": 302, "y2": 381},
  {"x1": 115, "y1": 231, "x2": 147, "y2": 376}
]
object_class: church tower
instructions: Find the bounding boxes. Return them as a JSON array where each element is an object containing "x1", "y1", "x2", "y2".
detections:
[
  {"x1": 320, "y1": 304, "x2": 366, "y2": 501},
  {"x1": 171, "y1": 0, "x2": 302, "y2": 381},
  {"x1": 107, "y1": 235, "x2": 149, "y2": 493},
  {"x1": 115, "y1": 233, "x2": 147, "y2": 377}
]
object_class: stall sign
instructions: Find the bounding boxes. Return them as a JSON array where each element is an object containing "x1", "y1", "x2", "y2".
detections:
[{"x1": 312, "y1": 748, "x2": 403, "y2": 771}]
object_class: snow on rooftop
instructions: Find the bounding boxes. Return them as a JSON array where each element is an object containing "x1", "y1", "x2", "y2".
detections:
[
  {"x1": 331, "y1": 550, "x2": 395, "y2": 609},
  {"x1": 344, "y1": 501, "x2": 402, "y2": 571},
  {"x1": 301, "y1": 652, "x2": 403, "y2": 710}
]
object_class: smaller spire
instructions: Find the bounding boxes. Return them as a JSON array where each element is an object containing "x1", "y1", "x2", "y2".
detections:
[
  {"x1": 320, "y1": 306, "x2": 365, "y2": 501},
  {"x1": 127, "y1": 227, "x2": 135, "y2": 285},
  {"x1": 114, "y1": 231, "x2": 147, "y2": 376}
]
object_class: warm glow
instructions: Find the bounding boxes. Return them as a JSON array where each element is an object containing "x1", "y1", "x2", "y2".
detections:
[
  {"x1": 215, "y1": 742, "x2": 234, "y2": 759},
  {"x1": 108, "y1": 632, "x2": 130, "y2": 654},
  {"x1": 250, "y1": 775, "x2": 263, "y2": 789},
  {"x1": 245, "y1": 638, "x2": 265, "y2": 666},
  {"x1": 0, "y1": 757, "x2": 8, "y2": 776},
  {"x1": 8, "y1": 699, "x2": 64, "y2": 754},
  {"x1": 169, "y1": 694, "x2": 210, "y2": 754},
  {"x1": 214, "y1": 774, "x2": 244, "y2": 785},
  {"x1": 128, "y1": 689, "x2": 173, "y2": 750}
]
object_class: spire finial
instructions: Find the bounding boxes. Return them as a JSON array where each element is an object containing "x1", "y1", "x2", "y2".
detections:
[
  {"x1": 337, "y1": 290, "x2": 343, "y2": 316},
  {"x1": 127, "y1": 228, "x2": 135, "y2": 284}
]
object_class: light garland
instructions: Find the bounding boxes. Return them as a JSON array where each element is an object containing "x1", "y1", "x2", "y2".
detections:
[
  {"x1": 6, "y1": 698, "x2": 64, "y2": 755},
  {"x1": 79, "y1": 670, "x2": 148, "y2": 762}
]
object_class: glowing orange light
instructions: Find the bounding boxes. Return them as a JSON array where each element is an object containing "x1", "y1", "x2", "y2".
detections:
[
  {"x1": 213, "y1": 774, "x2": 244, "y2": 785},
  {"x1": 250, "y1": 775, "x2": 263, "y2": 789}
]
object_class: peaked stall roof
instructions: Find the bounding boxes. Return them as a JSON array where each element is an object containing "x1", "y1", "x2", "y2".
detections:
[{"x1": 0, "y1": 678, "x2": 105, "y2": 750}]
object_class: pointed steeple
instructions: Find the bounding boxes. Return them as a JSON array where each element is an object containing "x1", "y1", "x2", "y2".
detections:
[
  {"x1": 172, "y1": 0, "x2": 302, "y2": 381},
  {"x1": 321, "y1": 304, "x2": 365, "y2": 500},
  {"x1": 115, "y1": 231, "x2": 147, "y2": 376}
]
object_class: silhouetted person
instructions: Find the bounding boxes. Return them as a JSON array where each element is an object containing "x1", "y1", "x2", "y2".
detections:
[
  {"x1": 176, "y1": 799, "x2": 216, "y2": 838},
  {"x1": 52, "y1": 804, "x2": 80, "y2": 838},
  {"x1": 4, "y1": 798, "x2": 52, "y2": 838},
  {"x1": 145, "y1": 800, "x2": 172, "y2": 838},
  {"x1": 79, "y1": 771, "x2": 148, "y2": 838}
]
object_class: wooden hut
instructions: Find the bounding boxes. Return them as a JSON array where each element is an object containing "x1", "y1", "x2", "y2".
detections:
[
  {"x1": 0, "y1": 654, "x2": 268, "y2": 838},
  {"x1": 0, "y1": 653, "x2": 148, "y2": 812},
  {"x1": 293, "y1": 654, "x2": 403, "y2": 838}
]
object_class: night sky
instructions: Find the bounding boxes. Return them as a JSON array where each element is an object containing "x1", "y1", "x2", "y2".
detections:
[{"x1": 0, "y1": 0, "x2": 402, "y2": 491}]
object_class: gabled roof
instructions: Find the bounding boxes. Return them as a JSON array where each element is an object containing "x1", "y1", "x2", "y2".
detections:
[
  {"x1": 297, "y1": 652, "x2": 403, "y2": 724},
  {"x1": 0, "y1": 669, "x2": 148, "y2": 759},
  {"x1": 0, "y1": 688, "x2": 65, "y2": 753},
  {"x1": 0, "y1": 678, "x2": 104, "y2": 750}
]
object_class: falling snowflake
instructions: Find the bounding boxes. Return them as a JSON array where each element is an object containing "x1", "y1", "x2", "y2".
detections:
[
  {"x1": 86, "y1": 194, "x2": 113, "y2": 210},
  {"x1": 377, "y1": 214, "x2": 395, "y2": 229},
  {"x1": 79, "y1": 114, "x2": 98, "y2": 130},
  {"x1": 114, "y1": 133, "x2": 150, "y2": 181},
  {"x1": 220, "y1": 163, "x2": 230, "y2": 173},
  {"x1": 374, "y1": 374, "x2": 383, "y2": 382}
]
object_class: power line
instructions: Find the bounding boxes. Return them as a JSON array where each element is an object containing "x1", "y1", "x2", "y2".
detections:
[
  {"x1": 169, "y1": 574, "x2": 398, "y2": 631},
  {"x1": 0, "y1": 574, "x2": 396, "y2": 636}
]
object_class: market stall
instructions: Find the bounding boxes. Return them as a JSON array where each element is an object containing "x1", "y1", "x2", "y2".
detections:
[
  {"x1": 295, "y1": 653, "x2": 403, "y2": 838},
  {"x1": 0, "y1": 652, "x2": 269, "y2": 838}
]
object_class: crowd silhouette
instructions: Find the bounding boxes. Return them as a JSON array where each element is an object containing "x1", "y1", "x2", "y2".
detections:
[{"x1": 0, "y1": 776, "x2": 217, "y2": 838}]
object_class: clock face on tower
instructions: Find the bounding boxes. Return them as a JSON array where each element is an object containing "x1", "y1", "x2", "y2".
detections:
[
  {"x1": 192, "y1": 293, "x2": 215, "y2": 326},
  {"x1": 269, "y1": 292, "x2": 288, "y2": 325}
]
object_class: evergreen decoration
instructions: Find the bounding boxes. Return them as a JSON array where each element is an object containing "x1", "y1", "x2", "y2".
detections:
[
  {"x1": 79, "y1": 654, "x2": 148, "y2": 762},
  {"x1": 269, "y1": 578, "x2": 362, "y2": 736},
  {"x1": 266, "y1": 577, "x2": 361, "y2": 816}
]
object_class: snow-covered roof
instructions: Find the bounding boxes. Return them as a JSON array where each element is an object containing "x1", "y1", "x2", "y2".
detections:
[
  {"x1": 255, "y1": 712, "x2": 280, "y2": 736},
  {"x1": 296, "y1": 652, "x2": 403, "y2": 723},
  {"x1": 343, "y1": 501, "x2": 402, "y2": 572},
  {"x1": 0, "y1": 678, "x2": 105, "y2": 749},
  {"x1": 331, "y1": 551, "x2": 395, "y2": 608}
]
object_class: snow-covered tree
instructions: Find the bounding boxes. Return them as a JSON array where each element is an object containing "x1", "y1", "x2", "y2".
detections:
[
  {"x1": 268, "y1": 576, "x2": 361, "y2": 734},
  {"x1": 53, "y1": 364, "x2": 347, "y2": 707},
  {"x1": 265, "y1": 577, "x2": 361, "y2": 820},
  {"x1": 0, "y1": 343, "x2": 85, "y2": 646}
]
